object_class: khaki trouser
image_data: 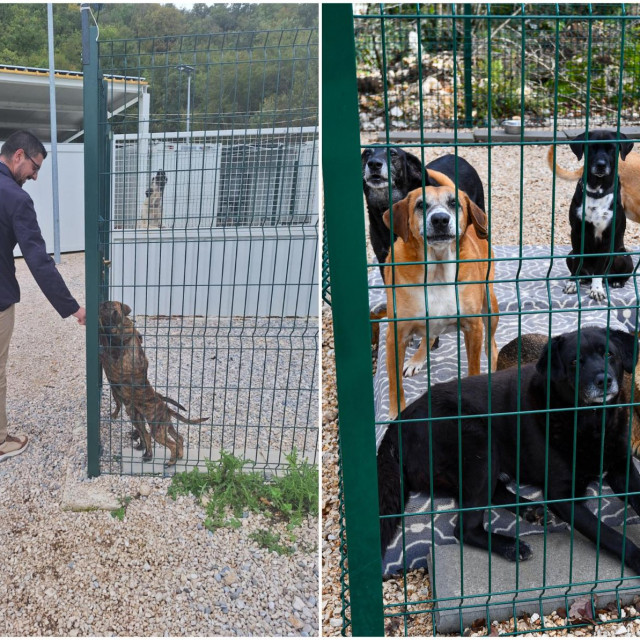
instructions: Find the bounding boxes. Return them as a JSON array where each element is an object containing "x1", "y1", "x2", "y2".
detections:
[{"x1": 0, "y1": 305, "x2": 15, "y2": 444}]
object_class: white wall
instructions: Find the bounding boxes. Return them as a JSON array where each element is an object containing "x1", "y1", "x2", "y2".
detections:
[
  {"x1": 109, "y1": 227, "x2": 318, "y2": 317},
  {"x1": 14, "y1": 143, "x2": 84, "y2": 256}
]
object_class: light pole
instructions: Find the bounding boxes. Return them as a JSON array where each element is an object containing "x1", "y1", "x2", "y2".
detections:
[{"x1": 177, "y1": 64, "x2": 195, "y2": 134}]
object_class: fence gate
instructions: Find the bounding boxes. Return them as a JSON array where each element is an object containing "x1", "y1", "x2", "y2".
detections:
[
  {"x1": 325, "y1": 3, "x2": 640, "y2": 637},
  {"x1": 84, "y1": 24, "x2": 318, "y2": 477}
]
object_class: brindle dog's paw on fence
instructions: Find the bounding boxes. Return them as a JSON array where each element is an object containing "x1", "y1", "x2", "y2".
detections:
[{"x1": 98, "y1": 300, "x2": 208, "y2": 466}]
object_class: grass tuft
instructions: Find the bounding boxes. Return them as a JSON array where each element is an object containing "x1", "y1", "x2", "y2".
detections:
[{"x1": 169, "y1": 449, "x2": 318, "y2": 553}]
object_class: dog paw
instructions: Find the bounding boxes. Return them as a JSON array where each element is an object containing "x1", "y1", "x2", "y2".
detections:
[
  {"x1": 522, "y1": 505, "x2": 548, "y2": 526},
  {"x1": 563, "y1": 281, "x2": 577, "y2": 294},
  {"x1": 142, "y1": 451, "x2": 153, "y2": 462},
  {"x1": 404, "y1": 359, "x2": 425, "y2": 377},
  {"x1": 610, "y1": 280, "x2": 625, "y2": 289},
  {"x1": 503, "y1": 540, "x2": 533, "y2": 562},
  {"x1": 588, "y1": 287, "x2": 607, "y2": 302}
]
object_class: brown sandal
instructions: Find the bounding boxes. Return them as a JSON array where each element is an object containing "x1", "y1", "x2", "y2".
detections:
[{"x1": 0, "y1": 434, "x2": 28, "y2": 462}]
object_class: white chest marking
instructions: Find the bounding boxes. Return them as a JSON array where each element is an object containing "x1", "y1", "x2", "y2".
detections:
[
  {"x1": 579, "y1": 193, "x2": 614, "y2": 241},
  {"x1": 418, "y1": 260, "x2": 462, "y2": 335}
]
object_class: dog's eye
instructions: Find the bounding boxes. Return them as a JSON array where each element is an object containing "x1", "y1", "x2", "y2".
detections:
[
  {"x1": 390, "y1": 149, "x2": 398, "y2": 157},
  {"x1": 571, "y1": 359, "x2": 577, "y2": 368},
  {"x1": 447, "y1": 197, "x2": 457, "y2": 208}
]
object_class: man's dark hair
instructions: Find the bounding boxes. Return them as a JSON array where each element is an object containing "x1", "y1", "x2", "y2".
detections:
[{"x1": 0, "y1": 130, "x2": 47, "y2": 161}]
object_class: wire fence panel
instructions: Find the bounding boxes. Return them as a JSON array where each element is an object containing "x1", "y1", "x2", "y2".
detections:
[
  {"x1": 86, "y1": 28, "x2": 318, "y2": 477},
  {"x1": 325, "y1": 3, "x2": 640, "y2": 637}
]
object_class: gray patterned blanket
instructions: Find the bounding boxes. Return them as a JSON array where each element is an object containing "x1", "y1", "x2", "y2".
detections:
[{"x1": 370, "y1": 245, "x2": 640, "y2": 575}]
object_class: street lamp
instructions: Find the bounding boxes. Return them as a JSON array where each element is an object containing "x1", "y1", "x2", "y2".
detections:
[{"x1": 177, "y1": 64, "x2": 195, "y2": 134}]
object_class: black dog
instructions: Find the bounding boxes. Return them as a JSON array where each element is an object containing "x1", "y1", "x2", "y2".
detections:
[
  {"x1": 563, "y1": 131, "x2": 633, "y2": 301},
  {"x1": 378, "y1": 327, "x2": 640, "y2": 574},
  {"x1": 361, "y1": 148, "x2": 485, "y2": 273}
]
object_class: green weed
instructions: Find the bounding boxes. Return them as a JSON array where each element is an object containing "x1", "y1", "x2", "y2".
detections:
[
  {"x1": 110, "y1": 496, "x2": 133, "y2": 521},
  {"x1": 249, "y1": 529, "x2": 295, "y2": 555},
  {"x1": 169, "y1": 449, "x2": 318, "y2": 553}
]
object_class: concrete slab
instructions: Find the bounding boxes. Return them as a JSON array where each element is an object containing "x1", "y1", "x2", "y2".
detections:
[
  {"x1": 428, "y1": 525, "x2": 640, "y2": 633},
  {"x1": 115, "y1": 444, "x2": 316, "y2": 477},
  {"x1": 375, "y1": 131, "x2": 475, "y2": 144},
  {"x1": 473, "y1": 128, "x2": 563, "y2": 142},
  {"x1": 562, "y1": 126, "x2": 640, "y2": 139},
  {"x1": 117, "y1": 445, "x2": 261, "y2": 476},
  {"x1": 255, "y1": 446, "x2": 318, "y2": 478},
  {"x1": 60, "y1": 463, "x2": 121, "y2": 512}
]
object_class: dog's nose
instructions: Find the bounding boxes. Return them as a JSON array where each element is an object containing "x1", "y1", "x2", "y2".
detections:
[
  {"x1": 595, "y1": 372, "x2": 613, "y2": 390},
  {"x1": 594, "y1": 159, "x2": 608, "y2": 171},
  {"x1": 368, "y1": 160, "x2": 383, "y2": 172},
  {"x1": 431, "y1": 211, "x2": 450, "y2": 229}
]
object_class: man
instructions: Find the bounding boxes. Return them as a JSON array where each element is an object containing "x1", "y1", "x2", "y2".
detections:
[{"x1": 0, "y1": 130, "x2": 86, "y2": 463}]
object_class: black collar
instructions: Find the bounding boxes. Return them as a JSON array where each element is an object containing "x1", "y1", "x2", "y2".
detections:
[{"x1": 579, "y1": 178, "x2": 615, "y2": 199}]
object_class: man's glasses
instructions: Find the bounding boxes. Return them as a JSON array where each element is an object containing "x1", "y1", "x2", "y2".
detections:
[{"x1": 23, "y1": 151, "x2": 41, "y2": 173}]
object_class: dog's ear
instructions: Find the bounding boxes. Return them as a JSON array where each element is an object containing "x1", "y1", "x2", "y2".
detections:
[
  {"x1": 122, "y1": 303, "x2": 132, "y2": 317},
  {"x1": 404, "y1": 151, "x2": 423, "y2": 189},
  {"x1": 463, "y1": 193, "x2": 488, "y2": 240},
  {"x1": 569, "y1": 132, "x2": 587, "y2": 161},
  {"x1": 618, "y1": 132, "x2": 634, "y2": 161},
  {"x1": 608, "y1": 330, "x2": 639, "y2": 374},
  {"x1": 382, "y1": 199, "x2": 411, "y2": 243},
  {"x1": 536, "y1": 335, "x2": 566, "y2": 380}
]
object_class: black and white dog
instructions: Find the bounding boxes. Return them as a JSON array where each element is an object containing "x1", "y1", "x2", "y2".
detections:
[
  {"x1": 563, "y1": 131, "x2": 633, "y2": 301},
  {"x1": 361, "y1": 148, "x2": 485, "y2": 274},
  {"x1": 378, "y1": 326, "x2": 640, "y2": 574},
  {"x1": 138, "y1": 170, "x2": 168, "y2": 229}
]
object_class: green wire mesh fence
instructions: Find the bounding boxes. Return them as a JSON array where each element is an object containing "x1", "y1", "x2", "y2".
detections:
[
  {"x1": 85, "y1": 26, "x2": 318, "y2": 477},
  {"x1": 324, "y1": 3, "x2": 640, "y2": 637}
]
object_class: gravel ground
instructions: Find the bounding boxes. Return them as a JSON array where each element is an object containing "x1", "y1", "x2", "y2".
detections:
[
  {"x1": 321, "y1": 141, "x2": 640, "y2": 636},
  {"x1": 0, "y1": 252, "x2": 319, "y2": 637}
]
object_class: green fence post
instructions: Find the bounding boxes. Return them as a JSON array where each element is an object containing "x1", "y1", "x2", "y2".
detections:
[
  {"x1": 463, "y1": 3, "x2": 473, "y2": 127},
  {"x1": 323, "y1": 3, "x2": 384, "y2": 636},
  {"x1": 83, "y1": 21, "x2": 101, "y2": 478}
]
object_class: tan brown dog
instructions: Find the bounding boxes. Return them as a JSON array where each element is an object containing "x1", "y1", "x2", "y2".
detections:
[
  {"x1": 383, "y1": 170, "x2": 499, "y2": 419},
  {"x1": 547, "y1": 132, "x2": 640, "y2": 224},
  {"x1": 98, "y1": 300, "x2": 207, "y2": 466},
  {"x1": 498, "y1": 332, "x2": 640, "y2": 455},
  {"x1": 138, "y1": 170, "x2": 168, "y2": 229}
]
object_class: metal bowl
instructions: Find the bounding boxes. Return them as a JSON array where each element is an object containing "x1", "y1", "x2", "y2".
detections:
[{"x1": 502, "y1": 119, "x2": 524, "y2": 135}]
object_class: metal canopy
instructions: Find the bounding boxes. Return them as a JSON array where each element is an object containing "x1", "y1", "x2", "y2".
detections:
[{"x1": 0, "y1": 64, "x2": 146, "y2": 143}]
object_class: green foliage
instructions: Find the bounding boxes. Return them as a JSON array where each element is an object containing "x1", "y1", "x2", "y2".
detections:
[
  {"x1": 248, "y1": 529, "x2": 295, "y2": 555},
  {"x1": 0, "y1": 3, "x2": 318, "y2": 70},
  {"x1": 110, "y1": 495, "x2": 133, "y2": 521},
  {"x1": 169, "y1": 449, "x2": 318, "y2": 545}
]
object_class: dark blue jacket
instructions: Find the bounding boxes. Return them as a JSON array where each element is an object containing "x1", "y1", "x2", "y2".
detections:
[{"x1": 0, "y1": 162, "x2": 79, "y2": 317}]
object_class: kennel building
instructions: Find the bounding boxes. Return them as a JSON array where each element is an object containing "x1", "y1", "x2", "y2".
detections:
[
  {"x1": 324, "y1": 3, "x2": 640, "y2": 636},
  {"x1": 84, "y1": 24, "x2": 318, "y2": 477}
]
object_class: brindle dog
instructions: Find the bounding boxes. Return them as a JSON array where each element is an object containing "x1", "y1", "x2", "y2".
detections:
[{"x1": 98, "y1": 300, "x2": 207, "y2": 466}]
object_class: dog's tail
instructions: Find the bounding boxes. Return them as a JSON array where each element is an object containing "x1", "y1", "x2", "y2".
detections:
[
  {"x1": 546, "y1": 145, "x2": 582, "y2": 181},
  {"x1": 377, "y1": 426, "x2": 404, "y2": 558},
  {"x1": 168, "y1": 407, "x2": 209, "y2": 424},
  {"x1": 159, "y1": 394, "x2": 187, "y2": 412}
]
